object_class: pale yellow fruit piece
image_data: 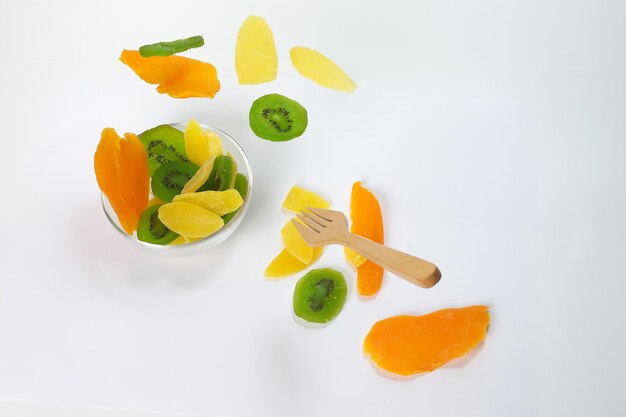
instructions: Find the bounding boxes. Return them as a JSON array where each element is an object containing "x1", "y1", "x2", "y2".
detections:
[
  {"x1": 174, "y1": 189, "x2": 243, "y2": 216},
  {"x1": 282, "y1": 185, "x2": 330, "y2": 213},
  {"x1": 185, "y1": 119, "x2": 209, "y2": 165},
  {"x1": 181, "y1": 155, "x2": 215, "y2": 194},
  {"x1": 206, "y1": 130, "x2": 223, "y2": 160},
  {"x1": 170, "y1": 235, "x2": 187, "y2": 245},
  {"x1": 171, "y1": 235, "x2": 201, "y2": 245},
  {"x1": 289, "y1": 46, "x2": 356, "y2": 93},
  {"x1": 344, "y1": 247, "x2": 367, "y2": 268},
  {"x1": 281, "y1": 219, "x2": 314, "y2": 264},
  {"x1": 158, "y1": 202, "x2": 224, "y2": 238},
  {"x1": 235, "y1": 15, "x2": 278, "y2": 84},
  {"x1": 265, "y1": 247, "x2": 324, "y2": 280},
  {"x1": 184, "y1": 119, "x2": 223, "y2": 167}
]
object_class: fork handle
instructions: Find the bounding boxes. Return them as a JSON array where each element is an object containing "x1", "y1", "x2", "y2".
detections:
[{"x1": 342, "y1": 233, "x2": 441, "y2": 289}]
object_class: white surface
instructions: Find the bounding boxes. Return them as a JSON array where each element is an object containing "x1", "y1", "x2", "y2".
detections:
[{"x1": 1, "y1": 1, "x2": 625, "y2": 416}]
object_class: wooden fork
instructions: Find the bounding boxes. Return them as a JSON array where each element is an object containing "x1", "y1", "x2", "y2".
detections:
[{"x1": 292, "y1": 207, "x2": 441, "y2": 289}]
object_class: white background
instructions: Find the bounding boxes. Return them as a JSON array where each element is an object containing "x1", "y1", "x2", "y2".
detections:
[{"x1": 1, "y1": 1, "x2": 625, "y2": 416}]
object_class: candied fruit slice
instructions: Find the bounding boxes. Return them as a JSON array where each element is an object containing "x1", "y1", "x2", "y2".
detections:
[
  {"x1": 346, "y1": 182, "x2": 384, "y2": 296},
  {"x1": 281, "y1": 219, "x2": 314, "y2": 264},
  {"x1": 181, "y1": 155, "x2": 215, "y2": 194},
  {"x1": 282, "y1": 185, "x2": 330, "y2": 213},
  {"x1": 289, "y1": 46, "x2": 356, "y2": 93},
  {"x1": 184, "y1": 119, "x2": 223, "y2": 166},
  {"x1": 120, "y1": 50, "x2": 220, "y2": 99},
  {"x1": 173, "y1": 189, "x2": 243, "y2": 216},
  {"x1": 235, "y1": 16, "x2": 278, "y2": 85},
  {"x1": 94, "y1": 128, "x2": 149, "y2": 234},
  {"x1": 265, "y1": 247, "x2": 323, "y2": 280},
  {"x1": 344, "y1": 247, "x2": 367, "y2": 268},
  {"x1": 157, "y1": 202, "x2": 224, "y2": 238},
  {"x1": 363, "y1": 306, "x2": 490, "y2": 376}
]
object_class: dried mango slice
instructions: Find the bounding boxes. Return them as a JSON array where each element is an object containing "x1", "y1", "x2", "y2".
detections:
[
  {"x1": 346, "y1": 182, "x2": 384, "y2": 296},
  {"x1": 157, "y1": 202, "x2": 224, "y2": 238},
  {"x1": 173, "y1": 189, "x2": 243, "y2": 216},
  {"x1": 281, "y1": 219, "x2": 314, "y2": 264},
  {"x1": 184, "y1": 119, "x2": 223, "y2": 165},
  {"x1": 363, "y1": 306, "x2": 490, "y2": 376},
  {"x1": 181, "y1": 155, "x2": 215, "y2": 194},
  {"x1": 235, "y1": 16, "x2": 278, "y2": 84},
  {"x1": 265, "y1": 247, "x2": 323, "y2": 280},
  {"x1": 120, "y1": 50, "x2": 220, "y2": 99},
  {"x1": 94, "y1": 128, "x2": 149, "y2": 234},
  {"x1": 282, "y1": 185, "x2": 330, "y2": 213},
  {"x1": 289, "y1": 46, "x2": 356, "y2": 93}
]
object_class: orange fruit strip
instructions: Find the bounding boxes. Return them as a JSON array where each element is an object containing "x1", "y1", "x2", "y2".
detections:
[
  {"x1": 120, "y1": 50, "x2": 220, "y2": 99},
  {"x1": 363, "y1": 306, "x2": 490, "y2": 376},
  {"x1": 349, "y1": 181, "x2": 384, "y2": 296},
  {"x1": 94, "y1": 128, "x2": 149, "y2": 234}
]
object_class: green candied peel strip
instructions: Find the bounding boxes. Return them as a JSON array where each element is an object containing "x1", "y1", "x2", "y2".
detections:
[{"x1": 139, "y1": 35, "x2": 205, "y2": 57}]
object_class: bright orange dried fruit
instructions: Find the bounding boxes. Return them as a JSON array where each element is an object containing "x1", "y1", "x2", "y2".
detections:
[
  {"x1": 347, "y1": 182, "x2": 384, "y2": 296},
  {"x1": 120, "y1": 50, "x2": 220, "y2": 98},
  {"x1": 94, "y1": 128, "x2": 150, "y2": 234},
  {"x1": 363, "y1": 306, "x2": 490, "y2": 376}
]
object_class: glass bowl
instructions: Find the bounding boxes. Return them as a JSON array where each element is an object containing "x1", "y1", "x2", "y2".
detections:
[{"x1": 101, "y1": 123, "x2": 252, "y2": 257}]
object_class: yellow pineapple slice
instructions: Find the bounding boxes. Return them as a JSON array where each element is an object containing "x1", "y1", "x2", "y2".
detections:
[
  {"x1": 282, "y1": 185, "x2": 330, "y2": 213},
  {"x1": 184, "y1": 119, "x2": 223, "y2": 166},
  {"x1": 289, "y1": 46, "x2": 356, "y2": 93},
  {"x1": 265, "y1": 247, "x2": 324, "y2": 280},
  {"x1": 235, "y1": 16, "x2": 278, "y2": 85},
  {"x1": 281, "y1": 219, "x2": 314, "y2": 264},
  {"x1": 158, "y1": 202, "x2": 224, "y2": 238},
  {"x1": 344, "y1": 247, "x2": 367, "y2": 268},
  {"x1": 173, "y1": 189, "x2": 243, "y2": 216}
]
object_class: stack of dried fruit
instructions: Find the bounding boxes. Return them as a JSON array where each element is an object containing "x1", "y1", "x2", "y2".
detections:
[
  {"x1": 265, "y1": 186, "x2": 330, "y2": 278},
  {"x1": 95, "y1": 120, "x2": 248, "y2": 245}
]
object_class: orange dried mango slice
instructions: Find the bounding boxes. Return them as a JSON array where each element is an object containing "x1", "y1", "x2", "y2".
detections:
[
  {"x1": 363, "y1": 306, "x2": 490, "y2": 376},
  {"x1": 120, "y1": 50, "x2": 220, "y2": 99},
  {"x1": 346, "y1": 181, "x2": 384, "y2": 296},
  {"x1": 94, "y1": 128, "x2": 149, "y2": 234}
]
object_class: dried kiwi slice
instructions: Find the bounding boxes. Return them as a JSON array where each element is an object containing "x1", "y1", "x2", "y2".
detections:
[
  {"x1": 199, "y1": 155, "x2": 236, "y2": 191},
  {"x1": 139, "y1": 125, "x2": 189, "y2": 176},
  {"x1": 137, "y1": 204, "x2": 178, "y2": 245},
  {"x1": 222, "y1": 173, "x2": 249, "y2": 224},
  {"x1": 293, "y1": 268, "x2": 347, "y2": 324},
  {"x1": 151, "y1": 161, "x2": 199, "y2": 202},
  {"x1": 139, "y1": 35, "x2": 205, "y2": 57},
  {"x1": 249, "y1": 94, "x2": 308, "y2": 142}
]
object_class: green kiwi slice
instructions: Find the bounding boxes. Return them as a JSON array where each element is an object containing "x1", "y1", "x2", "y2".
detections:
[
  {"x1": 139, "y1": 124, "x2": 189, "y2": 176},
  {"x1": 293, "y1": 268, "x2": 347, "y2": 324},
  {"x1": 222, "y1": 173, "x2": 249, "y2": 224},
  {"x1": 151, "y1": 161, "x2": 199, "y2": 202},
  {"x1": 136, "y1": 204, "x2": 178, "y2": 245},
  {"x1": 249, "y1": 93, "x2": 308, "y2": 142},
  {"x1": 199, "y1": 155, "x2": 236, "y2": 191}
]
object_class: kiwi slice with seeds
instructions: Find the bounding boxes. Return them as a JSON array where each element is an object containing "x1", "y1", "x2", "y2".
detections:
[
  {"x1": 151, "y1": 161, "x2": 199, "y2": 202},
  {"x1": 139, "y1": 125, "x2": 189, "y2": 176},
  {"x1": 199, "y1": 155, "x2": 236, "y2": 191},
  {"x1": 293, "y1": 268, "x2": 347, "y2": 324},
  {"x1": 249, "y1": 94, "x2": 308, "y2": 142},
  {"x1": 136, "y1": 204, "x2": 179, "y2": 245}
]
